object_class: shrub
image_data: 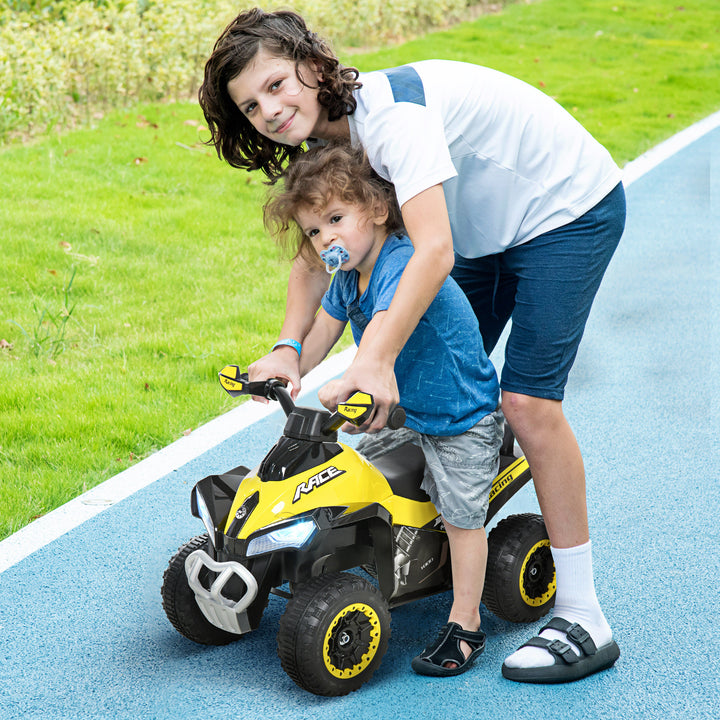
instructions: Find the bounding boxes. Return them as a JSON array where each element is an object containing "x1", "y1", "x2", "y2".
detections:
[{"x1": 0, "y1": 0, "x2": 481, "y2": 143}]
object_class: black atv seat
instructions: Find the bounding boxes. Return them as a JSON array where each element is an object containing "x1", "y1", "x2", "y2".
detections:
[{"x1": 372, "y1": 443, "x2": 431, "y2": 503}]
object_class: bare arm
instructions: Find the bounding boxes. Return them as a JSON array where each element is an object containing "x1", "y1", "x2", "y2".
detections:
[
  {"x1": 299, "y1": 309, "x2": 347, "y2": 377},
  {"x1": 319, "y1": 310, "x2": 391, "y2": 433},
  {"x1": 248, "y1": 255, "x2": 330, "y2": 398},
  {"x1": 322, "y1": 184, "x2": 455, "y2": 430},
  {"x1": 280, "y1": 256, "x2": 331, "y2": 344}
]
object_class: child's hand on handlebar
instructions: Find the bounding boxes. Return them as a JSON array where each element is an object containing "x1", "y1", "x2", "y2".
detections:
[
  {"x1": 318, "y1": 380, "x2": 358, "y2": 434},
  {"x1": 248, "y1": 347, "x2": 301, "y2": 402},
  {"x1": 335, "y1": 357, "x2": 399, "y2": 434},
  {"x1": 319, "y1": 361, "x2": 400, "y2": 434}
]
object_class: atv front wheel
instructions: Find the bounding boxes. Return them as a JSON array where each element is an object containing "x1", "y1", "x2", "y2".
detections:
[
  {"x1": 277, "y1": 572, "x2": 391, "y2": 696},
  {"x1": 161, "y1": 534, "x2": 240, "y2": 646},
  {"x1": 483, "y1": 513, "x2": 556, "y2": 623}
]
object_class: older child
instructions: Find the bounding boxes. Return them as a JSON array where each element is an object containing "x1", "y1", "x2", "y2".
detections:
[
  {"x1": 264, "y1": 142, "x2": 504, "y2": 677},
  {"x1": 200, "y1": 8, "x2": 624, "y2": 683}
]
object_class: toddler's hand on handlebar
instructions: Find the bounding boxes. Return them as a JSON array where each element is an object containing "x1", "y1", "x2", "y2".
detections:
[
  {"x1": 319, "y1": 379, "x2": 404, "y2": 434},
  {"x1": 340, "y1": 357, "x2": 399, "y2": 433},
  {"x1": 248, "y1": 347, "x2": 301, "y2": 402},
  {"x1": 319, "y1": 380, "x2": 364, "y2": 434},
  {"x1": 319, "y1": 361, "x2": 400, "y2": 434},
  {"x1": 318, "y1": 380, "x2": 343, "y2": 414}
]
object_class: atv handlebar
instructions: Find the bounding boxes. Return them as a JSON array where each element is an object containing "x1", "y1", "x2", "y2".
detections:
[
  {"x1": 321, "y1": 402, "x2": 406, "y2": 434},
  {"x1": 218, "y1": 366, "x2": 405, "y2": 433},
  {"x1": 387, "y1": 406, "x2": 407, "y2": 430}
]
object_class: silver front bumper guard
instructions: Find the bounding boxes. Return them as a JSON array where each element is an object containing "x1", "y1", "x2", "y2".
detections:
[{"x1": 185, "y1": 549, "x2": 259, "y2": 635}]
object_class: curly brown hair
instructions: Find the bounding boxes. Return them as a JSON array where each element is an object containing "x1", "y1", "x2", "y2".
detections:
[
  {"x1": 264, "y1": 142, "x2": 404, "y2": 268},
  {"x1": 198, "y1": 8, "x2": 361, "y2": 182}
]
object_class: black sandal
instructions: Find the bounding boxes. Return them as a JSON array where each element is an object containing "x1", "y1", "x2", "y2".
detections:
[
  {"x1": 411, "y1": 622, "x2": 486, "y2": 677},
  {"x1": 501, "y1": 618, "x2": 620, "y2": 684}
]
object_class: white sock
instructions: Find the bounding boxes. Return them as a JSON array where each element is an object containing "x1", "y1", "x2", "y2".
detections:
[{"x1": 504, "y1": 540, "x2": 612, "y2": 669}]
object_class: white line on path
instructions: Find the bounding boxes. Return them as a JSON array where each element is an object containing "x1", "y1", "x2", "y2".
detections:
[
  {"x1": 621, "y1": 109, "x2": 720, "y2": 186},
  {"x1": 2, "y1": 108, "x2": 719, "y2": 575},
  {"x1": 0, "y1": 348, "x2": 356, "y2": 573}
]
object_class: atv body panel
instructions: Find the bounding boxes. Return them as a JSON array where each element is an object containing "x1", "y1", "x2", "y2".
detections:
[{"x1": 188, "y1": 430, "x2": 532, "y2": 634}]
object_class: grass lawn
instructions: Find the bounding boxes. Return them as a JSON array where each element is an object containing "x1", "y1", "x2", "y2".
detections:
[
  {"x1": 2, "y1": 0, "x2": 719, "y2": 540},
  {"x1": 354, "y1": 0, "x2": 720, "y2": 166}
]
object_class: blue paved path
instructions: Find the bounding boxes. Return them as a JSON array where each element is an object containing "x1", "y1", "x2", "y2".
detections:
[{"x1": 1, "y1": 123, "x2": 718, "y2": 720}]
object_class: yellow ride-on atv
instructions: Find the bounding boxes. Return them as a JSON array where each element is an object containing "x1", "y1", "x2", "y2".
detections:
[{"x1": 161, "y1": 367, "x2": 556, "y2": 696}]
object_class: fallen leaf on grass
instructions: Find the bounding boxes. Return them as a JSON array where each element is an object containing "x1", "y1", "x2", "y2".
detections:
[
  {"x1": 136, "y1": 115, "x2": 159, "y2": 129},
  {"x1": 183, "y1": 428, "x2": 193, "y2": 436},
  {"x1": 133, "y1": 157, "x2": 148, "y2": 165}
]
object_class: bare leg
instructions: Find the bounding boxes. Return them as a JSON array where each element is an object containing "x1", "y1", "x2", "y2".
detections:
[
  {"x1": 502, "y1": 392, "x2": 590, "y2": 545},
  {"x1": 501, "y1": 391, "x2": 612, "y2": 672},
  {"x1": 443, "y1": 520, "x2": 487, "y2": 668}
]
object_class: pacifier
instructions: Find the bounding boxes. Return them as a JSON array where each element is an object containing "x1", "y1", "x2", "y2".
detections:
[{"x1": 320, "y1": 245, "x2": 350, "y2": 274}]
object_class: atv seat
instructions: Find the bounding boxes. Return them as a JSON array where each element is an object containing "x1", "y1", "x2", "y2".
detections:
[{"x1": 372, "y1": 443, "x2": 431, "y2": 503}]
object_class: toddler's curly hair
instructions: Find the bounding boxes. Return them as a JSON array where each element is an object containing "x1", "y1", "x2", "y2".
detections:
[{"x1": 264, "y1": 142, "x2": 404, "y2": 267}]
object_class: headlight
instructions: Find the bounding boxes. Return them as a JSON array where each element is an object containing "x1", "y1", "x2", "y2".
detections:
[
  {"x1": 246, "y1": 518, "x2": 317, "y2": 557},
  {"x1": 195, "y1": 489, "x2": 216, "y2": 548}
]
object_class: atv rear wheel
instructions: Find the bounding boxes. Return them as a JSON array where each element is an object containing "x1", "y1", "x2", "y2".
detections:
[
  {"x1": 161, "y1": 534, "x2": 240, "y2": 646},
  {"x1": 483, "y1": 513, "x2": 556, "y2": 623},
  {"x1": 277, "y1": 572, "x2": 391, "y2": 696}
]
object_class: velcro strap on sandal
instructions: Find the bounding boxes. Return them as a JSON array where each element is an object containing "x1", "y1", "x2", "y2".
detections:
[
  {"x1": 523, "y1": 637, "x2": 579, "y2": 664},
  {"x1": 418, "y1": 623, "x2": 486, "y2": 667},
  {"x1": 453, "y1": 627, "x2": 487, "y2": 650}
]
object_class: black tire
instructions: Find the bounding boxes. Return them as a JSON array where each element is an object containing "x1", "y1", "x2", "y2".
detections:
[
  {"x1": 161, "y1": 534, "x2": 240, "y2": 646},
  {"x1": 483, "y1": 513, "x2": 556, "y2": 623},
  {"x1": 277, "y1": 572, "x2": 391, "y2": 696}
]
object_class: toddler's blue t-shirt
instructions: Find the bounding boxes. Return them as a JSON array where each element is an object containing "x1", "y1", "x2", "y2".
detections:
[{"x1": 321, "y1": 234, "x2": 498, "y2": 436}]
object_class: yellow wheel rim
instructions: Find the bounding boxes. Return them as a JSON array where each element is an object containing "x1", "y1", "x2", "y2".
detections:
[
  {"x1": 322, "y1": 603, "x2": 382, "y2": 679},
  {"x1": 519, "y1": 539, "x2": 556, "y2": 607}
]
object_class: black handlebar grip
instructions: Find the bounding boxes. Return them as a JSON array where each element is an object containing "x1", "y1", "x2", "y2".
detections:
[{"x1": 387, "y1": 406, "x2": 406, "y2": 430}]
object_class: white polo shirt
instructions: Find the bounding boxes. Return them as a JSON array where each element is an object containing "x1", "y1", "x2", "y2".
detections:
[{"x1": 347, "y1": 61, "x2": 623, "y2": 258}]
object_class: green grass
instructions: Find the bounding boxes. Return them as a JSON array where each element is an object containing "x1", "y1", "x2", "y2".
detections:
[
  {"x1": 2, "y1": 0, "x2": 719, "y2": 540},
  {"x1": 352, "y1": 0, "x2": 719, "y2": 167},
  {"x1": 1, "y1": 104, "x2": 289, "y2": 535}
]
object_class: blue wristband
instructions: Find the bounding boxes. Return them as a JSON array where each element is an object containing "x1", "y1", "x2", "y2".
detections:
[{"x1": 272, "y1": 338, "x2": 302, "y2": 356}]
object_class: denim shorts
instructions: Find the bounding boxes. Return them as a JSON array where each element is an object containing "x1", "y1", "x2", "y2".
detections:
[
  {"x1": 451, "y1": 183, "x2": 626, "y2": 400},
  {"x1": 355, "y1": 409, "x2": 504, "y2": 530}
]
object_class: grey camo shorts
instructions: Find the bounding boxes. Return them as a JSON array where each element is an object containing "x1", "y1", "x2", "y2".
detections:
[{"x1": 355, "y1": 409, "x2": 504, "y2": 530}]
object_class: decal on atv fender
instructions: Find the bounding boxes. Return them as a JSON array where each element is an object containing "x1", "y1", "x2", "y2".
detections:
[{"x1": 293, "y1": 466, "x2": 346, "y2": 503}]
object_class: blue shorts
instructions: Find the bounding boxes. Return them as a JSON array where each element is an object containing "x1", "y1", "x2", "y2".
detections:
[{"x1": 451, "y1": 183, "x2": 626, "y2": 401}]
